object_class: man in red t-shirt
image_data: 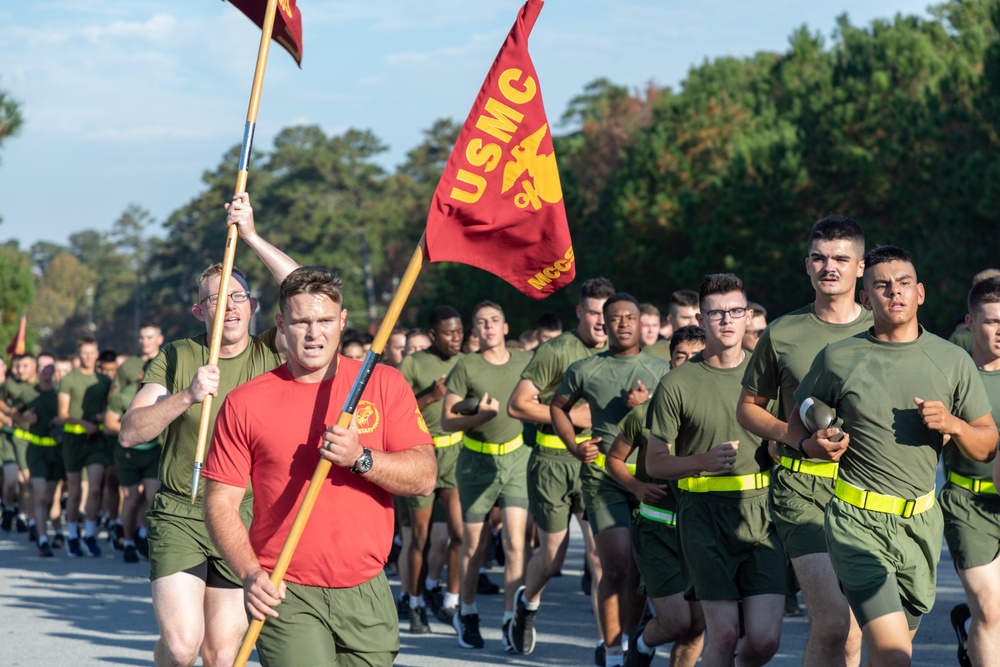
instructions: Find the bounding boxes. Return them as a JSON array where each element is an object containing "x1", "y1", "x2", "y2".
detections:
[{"x1": 203, "y1": 266, "x2": 437, "y2": 667}]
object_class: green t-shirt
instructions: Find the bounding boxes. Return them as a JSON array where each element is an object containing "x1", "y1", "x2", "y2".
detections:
[
  {"x1": 795, "y1": 328, "x2": 993, "y2": 498},
  {"x1": 58, "y1": 369, "x2": 112, "y2": 421},
  {"x1": 521, "y1": 329, "x2": 606, "y2": 437},
  {"x1": 743, "y1": 303, "x2": 873, "y2": 422},
  {"x1": 557, "y1": 351, "x2": 672, "y2": 455},
  {"x1": 2, "y1": 378, "x2": 34, "y2": 411},
  {"x1": 108, "y1": 384, "x2": 159, "y2": 451},
  {"x1": 398, "y1": 349, "x2": 463, "y2": 437},
  {"x1": 24, "y1": 385, "x2": 58, "y2": 441},
  {"x1": 642, "y1": 339, "x2": 672, "y2": 362},
  {"x1": 649, "y1": 352, "x2": 771, "y2": 491},
  {"x1": 446, "y1": 349, "x2": 531, "y2": 444},
  {"x1": 144, "y1": 329, "x2": 282, "y2": 500},
  {"x1": 115, "y1": 356, "x2": 146, "y2": 390},
  {"x1": 949, "y1": 328, "x2": 974, "y2": 354},
  {"x1": 943, "y1": 367, "x2": 1000, "y2": 481},
  {"x1": 618, "y1": 402, "x2": 677, "y2": 511}
]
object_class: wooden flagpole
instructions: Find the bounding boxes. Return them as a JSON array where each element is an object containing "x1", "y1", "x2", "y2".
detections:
[
  {"x1": 233, "y1": 235, "x2": 426, "y2": 667},
  {"x1": 190, "y1": 0, "x2": 282, "y2": 502}
]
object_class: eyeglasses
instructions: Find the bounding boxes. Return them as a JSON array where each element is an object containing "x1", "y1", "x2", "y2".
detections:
[
  {"x1": 199, "y1": 290, "x2": 251, "y2": 307},
  {"x1": 702, "y1": 307, "x2": 748, "y2": 322}
]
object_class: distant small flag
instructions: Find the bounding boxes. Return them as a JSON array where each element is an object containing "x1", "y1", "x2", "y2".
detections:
[
  {"x1": 227, "y1": 0, "x2": 304, "y2": 65},
  {"x1": 6, "y1": 315, "x2": 26, "y2": 360},
  {"x1": 424, "y1": 0, "x2": 574, "y2": 300}
]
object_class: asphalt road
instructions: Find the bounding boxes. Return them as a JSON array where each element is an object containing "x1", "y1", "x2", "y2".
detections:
[{"x1": 0, "y1": 516, "x2": 967, "y2": 666}]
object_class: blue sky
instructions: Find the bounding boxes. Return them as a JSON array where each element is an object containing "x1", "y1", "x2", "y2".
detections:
[{"x1": 0, "y1": 0, "x2": 930, "y2": 249}]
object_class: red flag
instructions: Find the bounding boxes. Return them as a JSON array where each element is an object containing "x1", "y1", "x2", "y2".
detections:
[
  {"x1": 228, "y1": 0, "x2": 304, "y2": 66},
  {"x1": 424, "y1": 0, "x2": 574, "y2": 300},
  {"x1": 6, "y1": 315, "x2": 26, "y2": 360}
]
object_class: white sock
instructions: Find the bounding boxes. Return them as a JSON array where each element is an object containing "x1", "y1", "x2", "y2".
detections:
[
  {"x1": 460, "y1": 601, "x2": 478, "y2": 616},
  {"x1": 37, "y1": 535, "x2": 49, "y2": 545},
  {"x1": 410, "y1": 594, "x2": 424, "y2": 609},
  {"x1": 137, "y1": 525, "x2": 147, "y2": 538},
  {"x1": 84, "y1": 519, "x2": 97, "y2": 538},
  {"x1": 68, "y1": 522, "x2": 80, "y2": 539},
  {"x1": 636, "y1": 633, "x2": 654, "y2": 655},
  {"x1": 443, "y1": 592, "x2": 460, "y2": 608},
  {"x1": 503, "y1": 610, "x2": 514, "y2": 624},
  {"x1": 425, "y1": 576, "x2": 438, "y2": 591},
  {"x1": 966, "y1": 617, "x2": 972, "y2": 634},
  {"x1": 123, "y1": 539, "x2": 136, "y2": 547},
  {"x1": 27, "y1": 519, "x2": 36, "y2": 527},
  {"x1": 605, "y1": 645, "x2": 624, "y2": 666},
  {"x1": 523, "y1": 596, "x2": 540, "y2": 611},
  {"x1": 114, "y1": 518, "x2": 123, "y2": 527}
]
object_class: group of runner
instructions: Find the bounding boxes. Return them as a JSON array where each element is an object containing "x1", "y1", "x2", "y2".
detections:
[{"x1": 2, "y1": 199, "x2": 998, "y2": 667}]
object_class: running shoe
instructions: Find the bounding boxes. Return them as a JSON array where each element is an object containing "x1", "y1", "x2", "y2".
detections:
[
  {"x1": 27, "y1": 523, "x2": 38, "y2": 543},
  {"x1": 1, "y1": 509, "x2": 13, "y2": 532},
  {"x1": 397, "y1": 593, "x2": 410, "y2": 620},
  {"x1": 408, "y1": 605, "x2": 431, "y2": 634},
  {"x1": 508, "y1": 585, "x2": 537, "y2": 654},
  {"x1": 477, "y1": 572, "x2": 500, "y2": 595},
  {"x1": 52, "y1": 533, "x2": 65, "y2": 550},
  {"x1": 38, "y1": 541, "x2": 54, "y2": 558},
  {"x1": 123, "y1": 544, "x2": 140, "y2": 563},
  {"x1": 83, "y1": 535, "x2": 102, "y2": 557},
  {"x1": 625, "y1": 624, "x2": 654, "y2": 667},
  {"x1": 501, "y1": 620, "x2": 514, "y2": 653},
  {"x1": 15, "y1": 515, "x2": 27, "y2": 533},
  {"x1": 66, "y1": 537, "x2": 83, "y2": 558},
  {"x1": 951, "y1": 603, "x2": 972, "y2": 667},
  {"x1": 594, "y1": 641, "x2": 605, "y2": 667},
  {"x1": 454, "y1": 611, "x2": 484, "y2": 649}
]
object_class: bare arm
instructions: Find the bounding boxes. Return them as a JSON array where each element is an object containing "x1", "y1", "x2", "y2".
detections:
[
  {"x1": 226, "y1": 193, "x2": 299, "y2": 285},
  {"x1": 915, "y1": 397, "x2": 997, "y2": 463},
  {"x1": 103, "y1": 408, "x2": 123, "y2": 437},
  {"x1": 440, "y1": 391, "x2": 499, "y2": 434},
  {"x1": 56, "y1": 391, "x2": 97, "y2": 434},
  {"x1": 550, "y1": 394, "x2": 599, "y2": 464},
  {"x1": 205, "y1": 480, "x2": 285, "y2": 621},
  {"x1": 606, "y1": 434, "x2": 666, "y2": 504},
  {"x1": 119, "y1": 364, "x2": 220, "y2": 448},
  {"x1": 508, "y1": 378, "x2": 592, "y2": 428},
  {"x1": 416, "y1": 375, "x2": 448, "y2": 413},
  {"x1": 321, "y1": 424, "x2": 437, "y2": 497},
  {"x1": 736, "y1": 389, "x2": 789, "y2": 443},
  {"x1": 645, "y1": 433, "x2": 738, "y2": 480}
]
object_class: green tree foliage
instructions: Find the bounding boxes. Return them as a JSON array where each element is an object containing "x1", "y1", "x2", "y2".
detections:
[{"x1": 0, "y1": 246, "x2": 34, "y2": 353}]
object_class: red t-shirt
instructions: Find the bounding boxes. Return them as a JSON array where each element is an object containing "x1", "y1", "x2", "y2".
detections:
[{"x1": 203, "y1": 357, "x2": 431, "y2": 588}]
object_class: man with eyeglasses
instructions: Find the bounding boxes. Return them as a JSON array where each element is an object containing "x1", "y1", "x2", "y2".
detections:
[
  {"x1": 646, "y1": 273, "x2": 789, "y2": 667},
  {"x1": 550, "y1": 293, "x2": 671, "y2": 667},
  {"x1": 736, "y1": 216, "x2": 871, "y2": 667},
  {"x1": 120, "y1": 193, "x2": 299, "y2": 667}
]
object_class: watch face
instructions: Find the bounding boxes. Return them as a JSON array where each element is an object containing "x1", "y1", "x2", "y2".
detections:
[{"x1": 355, "y1": 448, "x2": 373, "y2": 474}]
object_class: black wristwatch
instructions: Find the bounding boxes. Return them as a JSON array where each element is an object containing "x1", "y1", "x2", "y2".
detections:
[{"x1": 351, "y1": 447, "x2": 373, "y2": 475}]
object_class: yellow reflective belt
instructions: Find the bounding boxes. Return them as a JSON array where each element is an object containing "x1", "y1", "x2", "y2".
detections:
[
  {"x1": 433, "y1": 432, "x2": 463, "y2": 448},
  {"x1": 535, "y1": 432, "x2": 590, "y2": 450},
  {"x1": 639, "y1": 503, "x2": 676, "y2": 526},
  {"x1": 63, "y1": 424, "x2": 87, "y2": 435},
  {"x1": 834, "y1": 479, "x2": 935, "y2": 518},
  {"x1": 13, "y1": 428, "x2": 57, "y2": 447},
  {"x1": 593, "y1": 452, "x2": 636, "y2": 476},
  {"x1": 947, "y1": 471, "x2": 997, "y2": 496},
  {"x1": 779, "y1": 456, "x2": 838, "y2": 479},
  {"x1": 463, "y1": 434, "x2": 524, "y2": 456},
  {"x1": 678, "y1": 471, "x2": 770, "y2": 493}
]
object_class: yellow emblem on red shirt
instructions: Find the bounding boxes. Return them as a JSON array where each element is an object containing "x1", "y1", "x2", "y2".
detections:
[
  {"x1": 415, "y1": 407, "x2": 430, "y2": 434},
  {"x1": 355, "y1": 400, "x2": 380, "y2": 434}
]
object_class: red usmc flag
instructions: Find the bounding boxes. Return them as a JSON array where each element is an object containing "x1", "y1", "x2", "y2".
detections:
[
  {"x1": 228, "y1": 0, "x2": 304, "y2": 66},
  {"x1": 424, "y1": 0, "x2": 574, "y2": 300}
]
